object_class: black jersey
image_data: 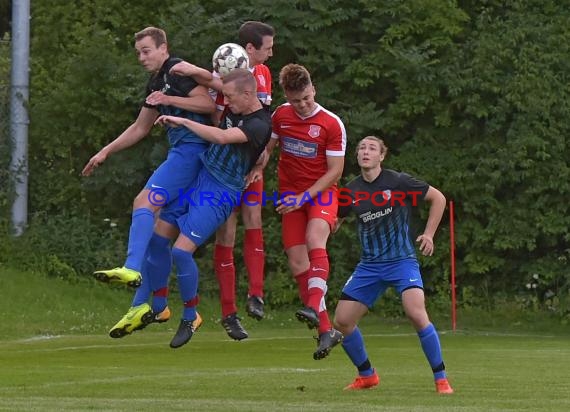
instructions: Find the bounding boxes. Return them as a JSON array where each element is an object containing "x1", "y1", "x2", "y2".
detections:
[
  {"x1": 339, "y1": 169, "x2": 430, "y2": 263},
  {"x1": 201, "y1": 108, "x2": 272, "y2": 192},
  {"x1": 144, "y1": 56, "x2": 210, "y2": 146}
]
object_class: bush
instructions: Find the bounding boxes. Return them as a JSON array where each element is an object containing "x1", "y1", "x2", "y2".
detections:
[{"x1": 0, "y1": 213, "x2": 127, "y2": 278}]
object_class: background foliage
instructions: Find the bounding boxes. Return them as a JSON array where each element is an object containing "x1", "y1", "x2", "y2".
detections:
[{"x1": 1, "y1": 0, "x2": 569, "y2": 319}]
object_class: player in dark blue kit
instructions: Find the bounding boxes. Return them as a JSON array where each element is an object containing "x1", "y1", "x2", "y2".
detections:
[
  {"x1": 154, "y1": 68, "x2": 272, "y2": 348},
  {"x1": 82, "y1": 27, "x2": 215, "y2": 336},
  {"x1": 333, "y1": 136, "x2": 454, "y2": 393}
]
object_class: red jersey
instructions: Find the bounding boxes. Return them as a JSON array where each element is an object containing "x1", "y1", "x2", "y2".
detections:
[
  {"x1": 214, "y1": 64, "x2": 272, "y2": 110},
  {"x1": 271, "y1": 103, "x2": 346, "y2": 193}
]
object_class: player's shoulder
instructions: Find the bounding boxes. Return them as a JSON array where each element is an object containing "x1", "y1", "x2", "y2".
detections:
[
  {"x1": 314, "y1": 105, "x2": 346, "y2": 128},
  {"x1": 380, "y1": 168, "x2": 403, "y2": 181},
  {"x1": 344, "y1": 175, "x2": 359, "y2": 188},
  {"x1": 381, "y1": 169, "x2": 418, "y2": 187},
  {"x1": 246, "y1": 108, "x2": 272, "y2": 126},
  {"x1": 161, "y1": 56, "x2": 184, "y2": 75},
  {"x1": 345, "y1": 174, "x2": 367, "y2": 190},
  {"x1": 253, "y1": 64, "x2": 271, "y2": 76},
  {"x1": 272, "y1": 102, "x2": 293, "y2": 117}
]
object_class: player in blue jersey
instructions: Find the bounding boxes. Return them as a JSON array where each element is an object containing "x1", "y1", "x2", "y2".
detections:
[
  {"x1": 154, "y1": 68, "x2": 272, "y2": 348},
  {"x1": 82, "y1": 27, "x2": 215, "y2": 336},
  {"x1": 333, "y1": 136, "x2": 454, "y2": 393},
  {"x1": 169, "y1": 22, "x2": 275, "y2": 339}
]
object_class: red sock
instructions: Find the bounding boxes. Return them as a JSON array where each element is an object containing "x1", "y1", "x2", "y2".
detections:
[
  {"x1": 214, "y1": 244, "x2": 236, "y2": 317},
  {"x1": 244, "y1": 228, "x2": 264, "y2": 297},
  {"x1": 306, "y1": 248, "x2": 329, "y2": 312},
  {"x1": 294, "y1": 270, "x2": 310, "y2": 305},
  {"x1": 318, "y1": 309, "x2": 332, "y2": 334}
]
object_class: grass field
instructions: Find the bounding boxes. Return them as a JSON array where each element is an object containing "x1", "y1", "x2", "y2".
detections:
[{"x1": 1, "y1": 268, "x2": 569, "y2": 411}]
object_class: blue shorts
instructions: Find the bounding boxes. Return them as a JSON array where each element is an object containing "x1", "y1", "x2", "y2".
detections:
[
  {"x1": 176, "y1": 168, "x2": 237, "y2": 246},
  {"x1": 341, "y1": 258, "x2": 424, "y2": 308},
  {"x1": 143, "y1": 142, "x2": 208, "y2": 226}
]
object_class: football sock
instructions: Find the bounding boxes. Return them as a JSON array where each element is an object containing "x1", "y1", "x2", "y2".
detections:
[
  {"x1": 214, "y1": 244, "x2": 236, "y2": 317},
  {"x1": 317, "y1": 308, "x2": 332, "y2": 334},
  {"x1": 125, "y1": 207, "x2": 155, "y2": 272},
  {"x1": 172, "y1": 247, "x2": 199, "y2": 321},
  {"x1": 131, "y1": 249, "x2": 151, "y2": 307},
  {"x1": 342, "y1": 327, "x2": 374, "y2": 376},
  {"x1": 147, "y1": 233, "x2": 171, "y2": 313},
  {"x1": 418, "y1": 323, "x2": 447, "y2": 380},
  {"x1": 306, "y1": 248, "x2": 329, "y2": 311},
  {"x1": 294, "y1": 270, "x2": 310, "y2": 305},
  {"x1": 244, "y1": 228, "x2": 264, "y2": 297},
  {"x1": 131, "y1": 233, "x2": 171, "y2": 308}
]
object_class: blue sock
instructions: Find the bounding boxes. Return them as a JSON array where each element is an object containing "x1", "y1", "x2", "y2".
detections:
[
  {"x1": 147, "y1": 233, "x2": 172, "y2": 313},
  {"x1": 172, "y1": 247, "x2": 199, "y2": 321},
  {"x1": 342, "y1": 327, "x2": 374, "y2": 377},
  {"x1": 131, "y1": 248, "x2": 151, "y2": 307},
  {"x1": 418, "y1": 323, "x2": 447, "y2": 380},
  {"x1": 124, "y1": 208, "x2": 155, "y2": 272}
]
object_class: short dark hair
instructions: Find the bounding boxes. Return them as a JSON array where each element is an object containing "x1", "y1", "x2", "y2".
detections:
[
  {"x1": 134, "y1": 27, "x2": 167, "y2": 48},
  {"x1": 279, "y1": 63, "x2": 312, "y2": 92},
  {"x1": 223, "y1": 68, "x2": 257, "y2": 93},
  {"x1": 238, "y1": 21, "x2": 275, "y2": 49}
]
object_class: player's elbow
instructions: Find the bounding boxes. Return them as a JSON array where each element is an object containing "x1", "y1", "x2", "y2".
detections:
[{"x1": 427, "y1": 186, "x2": 446, "y2": 206}]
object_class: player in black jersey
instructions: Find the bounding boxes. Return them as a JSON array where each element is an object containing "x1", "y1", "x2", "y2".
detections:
[{"x1": 333, "y1": 136, "x2": 453, "y2": 393}]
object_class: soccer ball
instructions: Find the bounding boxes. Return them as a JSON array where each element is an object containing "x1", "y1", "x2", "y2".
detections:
[{"x1": 212, "y1": 43, "x2": 250, "y2": 76}]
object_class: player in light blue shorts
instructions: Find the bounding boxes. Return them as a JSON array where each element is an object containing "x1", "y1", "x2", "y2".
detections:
[
  {"x1": 82, "y1": 27, "x2": 215, "y2": 338},
  {"x1": 332, "y1": 136, "x2": 454, "y2": 394},
  {"x1": 341, "y1": 259, "x2": 423, "y2": 308}
]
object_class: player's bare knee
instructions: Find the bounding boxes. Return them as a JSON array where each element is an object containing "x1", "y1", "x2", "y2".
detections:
[
  {"x1": 406, "y1": 310, "x2": 430, "y2": 331},
  {"x1": 333, "y1": 314, "x2": 355, "y2": 335},
  {"x1": 242, "y1": 205, "x2": 262, "y2": 228},
  {"x1": 215, "y1": 228, "x2": 236, "y2": 246},
  {"x1": 305, "y1": 233, "x2": 326, "y2": 250},
  {"x1": 289, "y1": 260, "x2": 308, "y2": 275},
  {"x1": 133, "y1": 190, "x2": 160, "y2": 212}
]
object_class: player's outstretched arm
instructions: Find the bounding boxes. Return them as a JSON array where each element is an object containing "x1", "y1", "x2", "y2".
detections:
[
  {"x1": 155, "y1": 115, "x2": 247, "y2": 144},
  {"x1": 169, "y1": 61, "x2": 223, "y2": 92},
  {"x1": 81, "y1": 107, "x2": 157, "y2": 176},
  {"x1": 145, "y1": 85, "x2": 215, "y2": 115}
]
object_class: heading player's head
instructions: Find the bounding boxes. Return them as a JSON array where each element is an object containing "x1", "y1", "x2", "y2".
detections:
[
  {"x1": 134, "y1": 27, "x2": 169, "y2": 73},
  {"x1": 222, "y1": 68, "x2": 259, "y2": 115},
  {"x1": 279, "y1": 64, "x2": 316, "y2": 118},
  {"x1": 357, "y1": 136, "x2": 388, "y2": 170},
  {"x1": 238, "y1": 21, "x2": 274, "y2": 66}
]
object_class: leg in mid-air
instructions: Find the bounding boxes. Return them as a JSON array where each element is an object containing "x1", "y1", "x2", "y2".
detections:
[
  {"x1": 108, "y1": 219, "x2": 203, "y2": 338},
  {"x1": 93, "y1": 143, "x2": 208, "y2": 287},
  {"x1": 284, "y1": 208, "x2": 343, "y2": 360}
]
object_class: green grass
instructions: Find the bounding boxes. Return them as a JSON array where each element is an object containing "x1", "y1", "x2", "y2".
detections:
[{"x1": 1, "y1": 267, "x2": 569, "y2": 411}]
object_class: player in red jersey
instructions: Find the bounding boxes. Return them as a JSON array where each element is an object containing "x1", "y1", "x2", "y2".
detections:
[
  {"x1": 265, "y1": 63, "x2": 346, "y2": 360},
  {"x1": 170, "y1": 21, "x2": 275, "y2": 340},
  {"x1": 211, "y1": 22, "x2": 274, "y2": 340}
]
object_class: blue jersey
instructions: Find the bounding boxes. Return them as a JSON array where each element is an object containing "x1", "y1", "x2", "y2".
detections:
[
  {"x1": 201, "y1": 108, "x2": 272, "y2": 192},
  {"x1": 339, "y1": 169, "x2": 429, "y2": 263},
  {"x1": 144, "y1": 56, "x2": 210, "y2": 147}
]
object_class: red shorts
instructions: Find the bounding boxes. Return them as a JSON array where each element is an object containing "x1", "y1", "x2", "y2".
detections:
[
  {"x1": 235, "y1": 176, "x2": 264, "y2": 212},
  {"x1": 281, "y1": 189, "x2": 338, "y2": 250}
]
